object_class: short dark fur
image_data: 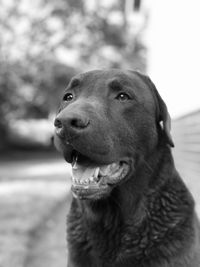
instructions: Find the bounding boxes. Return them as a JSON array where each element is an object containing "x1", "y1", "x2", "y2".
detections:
[{"x1": 54, "y1": 70, "x2": 200, "y2": 267}]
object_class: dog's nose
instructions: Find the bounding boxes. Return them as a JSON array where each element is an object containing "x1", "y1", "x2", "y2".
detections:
[{"x1": 54, "y1": 113, "x2": 90, "y2": 136}]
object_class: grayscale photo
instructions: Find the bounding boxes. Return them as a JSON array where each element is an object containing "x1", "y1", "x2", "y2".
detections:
[{"x1": 0, "y1": 0, "x2": 200, "y2": 266}]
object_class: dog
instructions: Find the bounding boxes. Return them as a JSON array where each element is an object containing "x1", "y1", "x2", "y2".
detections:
[{"x1": 54, "y1": 69, "x2": 200, "y2": 267}]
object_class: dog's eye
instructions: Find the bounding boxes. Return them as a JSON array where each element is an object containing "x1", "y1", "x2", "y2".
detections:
[
  {"x1": 63, "y1": 93, "x2": 73, "y2": 102},
  {"x1": 116, "y1": 93, "x2": 130, "y2": 101}
]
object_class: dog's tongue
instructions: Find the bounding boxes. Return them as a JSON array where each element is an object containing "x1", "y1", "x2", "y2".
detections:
[{"x1": 72, "y1": 163, "x2": 99, "y2": 181}]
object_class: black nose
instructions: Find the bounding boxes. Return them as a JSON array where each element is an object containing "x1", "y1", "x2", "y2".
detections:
[{"x1": 54, "y1": 113, "x2": 90, "y2": 135}]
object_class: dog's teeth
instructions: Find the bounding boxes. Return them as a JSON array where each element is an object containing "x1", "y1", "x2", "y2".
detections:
[
  {"x1": 94, "y1": 174, "x2": 100, "y2": 182},
  {"x1": 94, "y1": 167, "x2": 100, "y2": 178},
  {"x1": 111, "y1": 163, "x2": 120, "y2": 172},
  {"x1": 89, "y1": 176, "x2": 98, "y2": 183},
  {"x1": 72, "y1": 155, "x2": 78, "y2": 169},
  {"x1": 99, "y1": 165, "x2": 109, "y2": 176},
  {"x1": 72, "y1": 163, "x2": 78, "y2": 170},
  {"x1": 89, "y1": 176, "x2": 94, "y2": 182},
  {"x1": 72, "y1": 159, "x2": 78, "y2": 170}
]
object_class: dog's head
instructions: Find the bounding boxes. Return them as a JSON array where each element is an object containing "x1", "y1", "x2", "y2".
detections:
[{"x1": 54, "y1": 69, "x2": 174, "y2": 200}]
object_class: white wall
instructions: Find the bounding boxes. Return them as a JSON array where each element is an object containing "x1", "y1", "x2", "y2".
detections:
[{"x1": 146, "y1": 0, "x2": 200, "y2": 118}]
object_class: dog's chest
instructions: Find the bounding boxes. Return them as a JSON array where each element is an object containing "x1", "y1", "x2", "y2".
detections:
[
  {"x1": 67, "y1": 210, "x2": 122, "y2": 263},
  {"x1": 67, "y1": 207, "x2": 155, "y2": 267}
]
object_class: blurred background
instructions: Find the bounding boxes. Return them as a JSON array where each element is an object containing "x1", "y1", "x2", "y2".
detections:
[{"x1": 0, "y1": 0, "x2": 199, "y2": 266}]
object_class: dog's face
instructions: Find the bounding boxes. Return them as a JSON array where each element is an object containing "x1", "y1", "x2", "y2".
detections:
[{"x1": 54, "y1": 69, "x2": 173, "y2": 200}]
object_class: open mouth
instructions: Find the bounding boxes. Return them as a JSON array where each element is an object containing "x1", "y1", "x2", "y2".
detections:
[{"x1": 70, "y1": 151, "x2": 130, "y2": 200}]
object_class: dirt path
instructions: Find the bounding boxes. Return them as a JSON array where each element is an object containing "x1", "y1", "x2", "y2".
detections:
[
  {"x1": 25, "y1": 194, "x2": 71, "y2": 267},
  {"x1": 0, "y1": 154, "x2": 71, "y2": 267}
]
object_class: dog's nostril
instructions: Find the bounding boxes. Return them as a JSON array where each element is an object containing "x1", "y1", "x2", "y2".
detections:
[
  {"x1": 71, "y1": 117, "x2": 89, "y2": 129},
  {"x1": 54, "y1": 118, "x2": 62, "y2": 128}
]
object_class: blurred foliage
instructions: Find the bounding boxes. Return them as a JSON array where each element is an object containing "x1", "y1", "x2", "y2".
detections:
[
  {"x1": 0, "y1": 60, "x2": 75, "y2": 146},
  {"x1": 0, "y1": 0, "x2": 147, "y2": 146}
]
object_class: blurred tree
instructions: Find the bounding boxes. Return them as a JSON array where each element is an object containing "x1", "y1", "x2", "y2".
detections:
[
  {"x1": 0, "y1": 0, "x2": 147, "y2": 146},
  {"x1": 0, "y1": 0, "x2": 147, "y2": 69}
]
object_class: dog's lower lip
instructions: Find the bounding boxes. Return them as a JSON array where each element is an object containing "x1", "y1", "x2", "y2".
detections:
[
  {"x1": 70, "y1": 158, "x2": 130, "y2": 199},
  {"x1": 71, "y1": 185, "x2": 112, "y2": 200},
  {"x1": 72, "y1": 152, "x2": 78, "y2": 167}
]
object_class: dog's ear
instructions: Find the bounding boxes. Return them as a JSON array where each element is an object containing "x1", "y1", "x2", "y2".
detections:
[
  {"x1": 134, "y1": 71, "x2": 174, "y2": 147},
  {"x1": 150, "y1": 83, "x2": 174, "y2": 147}
]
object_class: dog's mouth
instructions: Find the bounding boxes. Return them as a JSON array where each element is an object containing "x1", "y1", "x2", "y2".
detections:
[{"x1": 70, "y1": 151, "x2": 130, "y2": 200}]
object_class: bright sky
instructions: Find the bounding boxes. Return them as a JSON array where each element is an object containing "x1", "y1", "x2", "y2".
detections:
[{"x1": 146, "y1": 0, "x2": 200, "y2": 118}]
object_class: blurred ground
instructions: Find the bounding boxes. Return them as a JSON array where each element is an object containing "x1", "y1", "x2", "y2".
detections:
[{"x1": 0, "y1": 151, "x2": 71, "y2": 267}]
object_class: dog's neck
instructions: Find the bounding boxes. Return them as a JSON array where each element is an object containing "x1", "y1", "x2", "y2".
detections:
[{"x1": 73, "y1": 145, "x2": 194, "y2": 265}]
